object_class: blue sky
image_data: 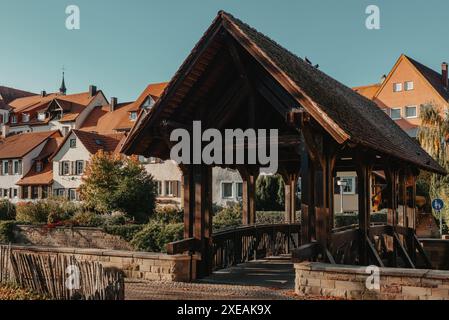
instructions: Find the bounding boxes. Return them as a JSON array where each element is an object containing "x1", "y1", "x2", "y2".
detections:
[{"x1": 1, "y1": 0, "x2": 449, "y2": 102}]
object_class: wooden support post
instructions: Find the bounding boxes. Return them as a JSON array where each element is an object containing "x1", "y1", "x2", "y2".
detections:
[
  {"x1": 238, "y1": 166, "x2": 259, "y2": 225},
  {"x1": 180, "y1": 165, "x2": 194, "y2": 238},
  {"x1": 284, "y1": 173, "x2": 297, "y2": 223},
  {"x1": 193, "y1": 165, "x2": 213, "y2": 277},
  {"x1": 300, "y1": 139, "x2": 315, "y2": 244},
  {"x1": 356, "y1": 153, "x2": 372, "y2": 266}
]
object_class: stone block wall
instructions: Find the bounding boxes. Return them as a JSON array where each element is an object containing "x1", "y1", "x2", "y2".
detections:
[
  {"x1": 295, "y1": 262, "x2": 449, "y2": 300},
  {"x1": 12, "y1": 225, "x2": 133, "y2": 251},
  {"x1": 8, "y1": 245, "x2": 199, "y2": 282}
]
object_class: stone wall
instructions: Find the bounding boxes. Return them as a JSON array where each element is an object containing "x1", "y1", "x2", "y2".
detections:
[
  {"x1": 12, "y1": 225, "x2": 132, "y2": 251},
  {"x1": 8, "y1": 245, "x2": 199, "y2": 282},
  {"x1": 420, "y1": 239, "x2": 449, "y2": 270},
  {"x1": 295, "y1": 262, "x2": 449, "y2": 300}
]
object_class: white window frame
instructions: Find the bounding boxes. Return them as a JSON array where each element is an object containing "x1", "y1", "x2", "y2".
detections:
[
  {"x1": 69, "y1": 189, "x2": 77, "y2": 201},
  {"x1": 75, "y1": 160, "x2": 84, "y2": 175},
  {"x1": 129, "y1": 112, "x2": 137, "y2": 121},
  {"x1": 13, "y1": 188, "x2": 18, "y2": 199},
  {"x1": 62, "y1": 161, "x2": 70, "y2": 175},
  {"x1": 156, "y1": 181, "x2": 162, "y2": 196},
  {"x1": 340, "y1": 176, "x2": 356, "y2": 195},
  {"x1": 13, "y1": 160, "x2": 20, "y2": 175},
  {"x1": 164, "y1": 180, "x2": 176, "y2": 197},
  {"x1": 405, "y1": 105, "x2": 418, "y2": 119},
  {"x1": 37, "y1": 112, "x2": 46, "y2": 121},
  {"x1": 235, "y1": 182, "x2": 243, "y2": 199},
  {"x1": 22, "y1": 113, "x2": 30, "y2": 122},
  {"x1": 2, "y1": 161, "x2": 8, "y2": 175},
  {"x1": 221, "y1": 181, "x2": 234, "y2": 199},
  {"x1": 404, "y1": 81, "x2": 414, "y2": 91},
  {"x1": 69, "y1": 139, "x2": 77, "y2": 148},
  {"x1": 393, "y1": 83, "x2": 403, "y2": 92},
  {"x1": 390, "y1": 108, "x2": 402, "y2": 120}
]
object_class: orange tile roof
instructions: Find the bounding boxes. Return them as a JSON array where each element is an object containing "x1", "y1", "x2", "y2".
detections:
[
  {"x1": 8, "y1": 91, "x2": 103, "y2": 124},
  {"x1": 0, "y1": 86, "x2": 35, "y2": 110},
  {"x1": 80, "y1": 102, "x2": 136, "y2": 134},
  {"x1": 0, "y1": 130, "x2": 61, "y2": 159},
  {"x1": 132, "y1": 82, "x2": 168, "y2": 111},
  {"x1": 16, "y1": 162, "x2": 53, "y2": 186},
  {"x1": 352, "y1": 83, "x2": 381, "y2": 100},
  {"x1": 73, "y1": 130, "x2": 124, "y2": 155}
]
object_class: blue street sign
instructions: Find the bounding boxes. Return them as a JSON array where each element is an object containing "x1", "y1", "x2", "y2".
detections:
[{"x1": 432, "y1": 198, "x2": 444, "y2": 211}]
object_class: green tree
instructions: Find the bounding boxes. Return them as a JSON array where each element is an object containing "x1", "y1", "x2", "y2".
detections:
[
  {"x1": 256, "y1": 175, "x2": 284, "y2": 211},
  {"x1": 417, "y1": 103, "x2": 449, "y2": 230},
  {"x1": 79, "y1": 151, "x2": 157, "y2": 222}
]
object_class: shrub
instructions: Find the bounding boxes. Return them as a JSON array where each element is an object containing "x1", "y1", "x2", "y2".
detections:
[
  {"x1": 16, "y1": 198, "x2": 80, "y2": 224},
  {"x1": 0, "y1": 284, "x2": 47, "y2": 300},
  {"x1": 71, "y1": 211, "x2": 106, "y2": 227},
  {"x1": 130, "y1": 221, "x2": 183, "y2": 252},
  {"x1": 0, "y1": 200, "x2": 15, "y2": 221},
  {"x1": 104, "y1": 224, "x2": 144, "y2": 242},
  {"x1": 256, "y1": 175, "x2": 285, "y2": 211},
  {"x1": 0, "y1": 221, "x2": 16, "y2": 243},
  {"x1": 152, "y1": 206, "x2": 183, "y2": 224},
  {"x1": 16, "y1": 202, "x2": 48, "y2": 224},
  {"x1": 213, "y1": 203, "x2": 242, "y2": 230},
  {"x1": 334, "y1": 212, "x2": 387, "y2": 228}
]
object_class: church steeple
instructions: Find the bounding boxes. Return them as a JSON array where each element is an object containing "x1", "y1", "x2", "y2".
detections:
[{"x1": 59, "y1": 70, "x2": 67, "y2": 95}]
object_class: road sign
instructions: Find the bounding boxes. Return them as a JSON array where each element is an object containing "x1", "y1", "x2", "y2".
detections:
[{"x1": 432, "y1": 198, "x2": 444, "y2": 211}]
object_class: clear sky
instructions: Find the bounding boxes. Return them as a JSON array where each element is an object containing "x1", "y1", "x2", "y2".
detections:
[{"x1": 1, "y1": 0, "x2": 449, "y2": 102}]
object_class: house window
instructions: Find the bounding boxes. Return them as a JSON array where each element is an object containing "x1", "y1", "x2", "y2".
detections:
[
  {"x1": 2, "y1": 161, "x2": 8, "y2": 175},
  {"x1": 56, "y1": 189, "x2": 65, "y2": 197},
  {"x1": 405, "y1": 81, "x2": 414, "y2": 91},
  {"x1": 31, "y1": 186, "x2": 39, "y2": 199},
  {"x1": 339, "y1": 177, "x2": 356, "y2": 195},
  {"x1": 393, "y1": 83, "x2": 402, "y2": 92},
  {"x1": 129, "y1": 112, "x2": 137, "y2": 121},
  {"x1": 69, "y1": 189, "x2": 77, "y2": 201},
  {"x1": 70, "y1": 139, "x2": 77, "y2": 148},
  {"x1": 165, "y1": 181, "x2": 175, "y2": 196},
  {"x1": 10, "y1": 115, "x2": 17, "y2": 124},
  {"x1": 42, "y1": 186, "x2": 48, "y2": 199},
  {"x1": 2, "y1": 189, "x2": 7, "y2": 197},
  {"x1": 382, "y1": 109, "x2": 390, "y2": 116},
  {"x1": 62, "y1": 126, "x2": 70, "y2": 136},
  {"x1": 22, "y1": 113, "x2": 30, "y2": 122},
  {"x1": 390, "y1": 108, "x2": 401, "y2": 120},
  {"x1": 156, "y1": 181, "x2": 162, "y2": 196},
  {"x1": 36, "y1": 161, "x2": 43, "y2": 173},
  {"x1": 37, "y1": 112, "x2": 46, "y2": 121},
  {"x1": 61, "y1": 161, "x2": 70, "y2": 175},
  {"x1": 13, "y1": 160, "x2": 21, "y2": 175},
  {"x1": 236, "y1": 182, "x2": 243, "y2": 199},
  {"x1": 75, "y1": 160, "x2": 84, "y2": 175},
  {"x1": 221, "y1": 182, "x2": 234, "y2": 199},
  {"x1": 405, "y1": 106, "x2": 417, "y2": 118},
  {"x1": 13, "y1": 188, "x2": 18, "y2": 198}
]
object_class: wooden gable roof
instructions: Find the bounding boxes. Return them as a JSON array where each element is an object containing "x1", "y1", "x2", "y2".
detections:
[{"x1": 122, "y1": 11, "x2": 444, "y2": 174}]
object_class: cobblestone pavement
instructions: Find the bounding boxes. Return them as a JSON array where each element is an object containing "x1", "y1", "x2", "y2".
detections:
[{"x1": 125, "y1": 257, "x2": 301, "y2": 300}]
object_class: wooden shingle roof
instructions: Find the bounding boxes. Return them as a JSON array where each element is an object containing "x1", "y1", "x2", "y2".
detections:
[{"x1": 123, "y1": 11, "x2": 444, "y2": 174}]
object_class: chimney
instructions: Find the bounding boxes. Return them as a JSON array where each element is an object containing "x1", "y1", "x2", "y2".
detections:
[
  {"x1": 110, "y1": 97, "x2": 118, "y2": 112},
  {"x1": 442, "y1": 62, "x2": 448, "y2": 89},
  {"x1": 89, "y1": 85, "x2": 97, "y2": 97},
  {"x1": 41, "y1": 90, "x2": 47, "y2": 97}
]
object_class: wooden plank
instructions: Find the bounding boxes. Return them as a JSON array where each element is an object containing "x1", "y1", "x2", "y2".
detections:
[
  {"x1": 393, "y1": 232, "x2": 415, "y2": 268},
  {"x1": 366, "y1": 236, "x2": 385, "y2": 267},
  {"x1": 166, "y1": 237, "x2": 201, "y2": 254}
]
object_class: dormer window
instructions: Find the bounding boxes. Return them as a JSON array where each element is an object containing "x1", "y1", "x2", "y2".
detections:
[
  {"x1": 129, "y1": 111, "x2": 137, "y2": 121},
  {"x1": 37, "y1": 112, "x2": 46, "y2": 121},
  {"x1": 10, "y1": 115, "x2": 17, "y2": 124},
  {"x1": 142, "y1": 96, "x2": 155, "y2": 110},
  {"x1": 22, "y1": 113, "x2": 30, "y2": 122},
  {"x1": 36, "y1": 161, "x2": 43, "y2": 173}
]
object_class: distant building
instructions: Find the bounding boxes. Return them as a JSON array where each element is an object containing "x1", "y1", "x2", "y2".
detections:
[{"x1": 354, "y1": 54, "x2": 449, "y2": 137}]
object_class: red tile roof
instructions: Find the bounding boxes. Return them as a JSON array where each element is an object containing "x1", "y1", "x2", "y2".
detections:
[
  {"x1": 72, "y1": 130, "x2": 124, "y2": 155},
  {"x1": 80, "y1": 102, "x2": 136, "y2": 134},
  {"x1": 16, "y1": 162, "x2": 53, "y2": 186},
  {"x1": 0, "y1": 130, "x2": 61, "y2": 159},
  {"x1": 0, "y1": 86, "x2": 35, "y2": 110}
]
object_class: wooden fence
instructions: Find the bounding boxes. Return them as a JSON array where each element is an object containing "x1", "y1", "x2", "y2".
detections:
[{"x1": 0, "y1": 246, "x2": 124, "y2": 300}]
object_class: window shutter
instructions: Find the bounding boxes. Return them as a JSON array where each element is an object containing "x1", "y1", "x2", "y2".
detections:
[
  {"x1": 59, "y1": 162, "x2": 62, "y2": 176},
  {"x1": 71, "y1": 161, "x2": 75, "y2": 175},
  {"x1": 18, "y1": 160, "x2": 22, "y2": 175},
  {"x1": 8, "y1": 161, "x2": 12, "y2": 175},
  {"x1": 174, "y1": 181, "x2": 180, "y2": 197}
]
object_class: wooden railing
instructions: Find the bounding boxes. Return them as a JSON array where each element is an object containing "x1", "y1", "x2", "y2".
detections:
[
  {"x1": 211, "y1": 223, "x2": 300, "y2": 271},
  {"x1": 293, "y1": 223, "x2": 432, "y2": 269}
]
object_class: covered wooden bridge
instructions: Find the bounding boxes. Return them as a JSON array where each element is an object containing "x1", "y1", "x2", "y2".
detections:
[{"x1": 122, "y1": 11, "x2": 445, "y2": 277}]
